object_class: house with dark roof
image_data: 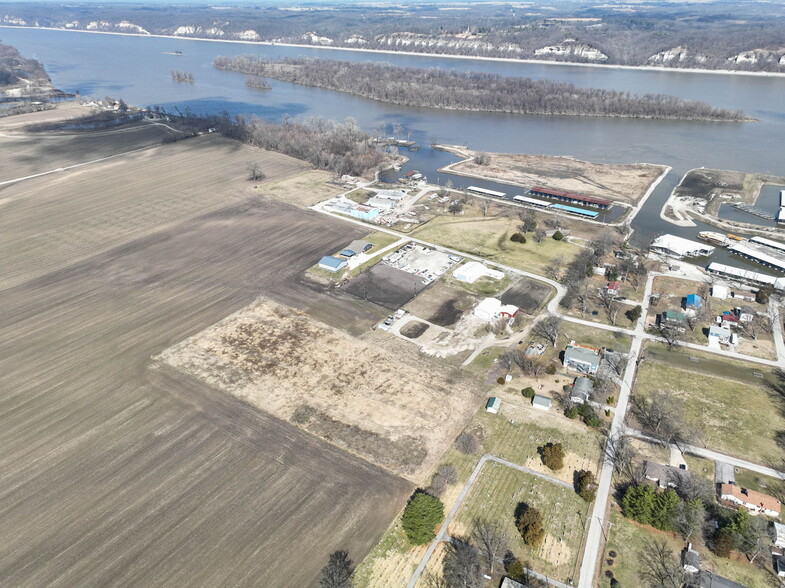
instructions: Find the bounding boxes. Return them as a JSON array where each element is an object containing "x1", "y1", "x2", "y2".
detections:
[
  {"x1": 683, "y1": 544, "x2": 701, "y2": 574},
  {"x1": 644, "y1": 461, "x2": 690, "y2": 489},
  {"x1": 699, "y1": 572, "x2": 747, "y2": 588},
  {"x1": 340, "y1": 240, "x2": 373, "y2": 257}
]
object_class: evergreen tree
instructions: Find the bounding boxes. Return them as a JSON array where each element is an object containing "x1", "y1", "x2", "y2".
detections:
[
  {"x1": 622, "y1": 484, "x2": 655, "y2": 526},
  {"x1": 401, "y1": 492, "x2": 445, "y2": 545}
]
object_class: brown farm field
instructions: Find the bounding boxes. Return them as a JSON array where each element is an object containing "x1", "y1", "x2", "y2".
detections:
[
  {"x1": 0, "y1": 133, "x2": 309, "y2": 289},
  {"x1": 0, "y1": 120, "x2": 184, "y2": 183},
  {"x1": 0, "y1": 130, "x2": 415, "y2": 586}
]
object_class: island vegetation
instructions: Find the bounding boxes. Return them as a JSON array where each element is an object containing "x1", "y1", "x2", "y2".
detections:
[
  {"x1": 170, "y1": 70, "x2": 194, "y2": 83},
  {"x1": 244, "y1": 75, "x2": 270, "y2": 90},
  {"x1": 214, "y1": 56, "x2": 748, "y2": 121},
  {"x1": 0, "y1": 41, "x2": 71, "y2": 116}
]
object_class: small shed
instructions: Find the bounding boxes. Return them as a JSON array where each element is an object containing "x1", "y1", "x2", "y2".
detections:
[
  {"x1": 318, "y1": 256, "x2": 348, "y2": 272},
  {"x1": 531, "y1": 395, "x2": 551, "y2": 410},
  {"x1": 685, "y1": 294, "x2": 703, "y2": 309},
  {"x1": 570, "y1": 377, "x2": 594, "y2": 404},
  {"x1": 683, "y1": 545, "x2": 701, "y2": 574},
  {"x1": 771, "y1": 521, "x2": 785, "y2": 549},
  {"x1": 711, "y1": 285, "x2": 729, "y2": 300},
  {"x1": 486, "y1": 397, "x2": 501, "y2": 414}
]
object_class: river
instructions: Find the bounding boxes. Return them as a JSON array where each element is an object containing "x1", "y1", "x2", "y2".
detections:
[{"x1": 2, "y1": 27, "x2": 785, "y2": 269}]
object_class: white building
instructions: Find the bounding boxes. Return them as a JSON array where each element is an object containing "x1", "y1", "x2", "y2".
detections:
[
  {"x1": 711, "y1": 284, "x2": 729, "y2": 300},
  {"x1": 770, "y1": 521, "x2": 785, "y2": 548},
  {"x1": 720, "y1": 484, "x2": 781, "y2": 517},
  {"x1": 473, "y1": 297, "x2": 518, "y2": 321},
  {"x1": 452, "y1": 261, "x2": 505, "y2": 284},
  {"x1": 650, "y1": 234, "x2": 715, "y2": 258}
]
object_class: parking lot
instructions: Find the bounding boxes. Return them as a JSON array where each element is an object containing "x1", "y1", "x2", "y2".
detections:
[{"x1": 382, "y1": 243, "x2": 462, "y2": 284}]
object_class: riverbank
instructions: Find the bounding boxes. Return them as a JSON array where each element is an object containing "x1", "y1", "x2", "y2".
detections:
[{"x1": 3, "y1": 25, "x2": 785, "y2": 79}]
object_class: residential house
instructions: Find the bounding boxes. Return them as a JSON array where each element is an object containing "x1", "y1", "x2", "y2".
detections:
[
  {"x1": 340, "y1": 240, "x2": 373, "y2": 257},
  {"x1": 721, "y1": 312, "x2": 740, "y2": 328},
  {"x1": 719, "y1": 484, "x2": 781, "y2": 517},
  {"x1": 698, "y1": 572, "x2": 748, "y2": 588},
  {"x1": 644, "y1": 460, "x2": 690, "y2": 489},
  {"x1": 736, "y1": 306, "x2": 755, "y2": 322},
  {"x1": 606, "y1": 281, "x2": 621, "y2": 296},
  {"x1": 711, "y1": 285, "x2": 729, "y2": 300},
  {"x1": 563, "y1": 342, "x2": 601, "y2": 375},
  {"x1": 776, "y1": 554, "x2": 785, "y2": 578},
  {"x1": 661, "y1": 310, "x2": 687, "y2": 333},
  {"x1": 685, "y1": 294, "x2": 703, "y2": 309},
  {"x1": 770, "y1": 521, "x2": 785, "y2": 549},
  {"x1": 570, "y1": 377, "x2": 594, "y2": 405},
  {"x1": 708, "y1": 325, "x2": 732, "y2": 345}
]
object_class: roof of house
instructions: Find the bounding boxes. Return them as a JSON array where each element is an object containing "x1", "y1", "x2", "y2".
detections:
[
  {"x1": 686, "y1": 294, "x2": 703, "y2": 307},
  {"x1": 532, "y1": 395, "x2": 551, "y2": 408},
  {"x1": 607, "y1": 281, "x2": 621, "y2": 290},
  {"x1": 776, "y1": 554, "x2": 785, "y2": 573},
  {"x1": 319, "y1": 256, "x2": 346, "y2": 269},
  {"x1": 644, "y1": 461, "x2": 690, "y2": 486},
  {"x1": 346, "y1": 239, "x2": 372, "y2": 254},
  {"x1": 573, "y1": 377, "x2": 594, "y2": 397},
  {"x1": 684, "y1": 548, "x2": 701, "y2": 570},
  {"x1": 720, "y1": 484, "x2": 781, "y2": 513},
  {"x1": 564, "y1": 345, "x2": 600, "y2": 365},
  {"x1": 662, "y1": 310, "x2": 686, "y2": 321},
  {"x1": 486, "y1": 397, "x2": 501, "y2": 410},
  {"x1": 722, "y1": 314, "x2": 740, "y2": 323},
  {"x1": 708, "y1": 325, "x2": 731, "y2": 338},
  {"x1": 500, "y1": 578, "x2": 527, "y2": 588},
  {"x1": 699, "y1": 572, "x2": 747, "y2": 588},
  {"x1": 772, "y1": 521, "x2": 785, "y2": 544},
  {"x1": 712, "y1": 285, "x2": 729, "y2": 297}
]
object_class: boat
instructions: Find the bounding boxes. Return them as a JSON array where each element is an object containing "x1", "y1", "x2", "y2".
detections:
[
  {"x1": 726, "y1": 233, "x2": 743, "y2": 241},
  {"x1": 698, "y1": 231, "x2": 729, "y2": 247}
]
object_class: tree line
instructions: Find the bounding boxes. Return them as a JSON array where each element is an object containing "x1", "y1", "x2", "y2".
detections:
[{"x1": 213, "y1": 56, "x2": 747, "y2": 122}]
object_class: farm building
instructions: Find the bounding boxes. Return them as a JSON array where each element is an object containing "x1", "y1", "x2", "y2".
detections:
[
  {"x1": 719, "y1": 483, "x2": 781, "y2": 517},
  {"x1": 366, "y1": 196, "x2": 398, "y2": 210},
  {"x1": 570, "y1": 377, "x2": 594, "y2": 404},
  {"x1": 563, "y1": 343, "x2": 601, "y2": 375},
  {"x1": 318, "y1": 256, "x2": 348, "y2": 272},
  {"x1": 349, "y1": 205, "x2": 380, "y2": 222},
  {"x1": 711, "y1": 285, "x2": 729, "y2": 300},
  {"x1": 531, "y1": 395, "x2": 551, "y2": 410},
  {"x1": 708, "y1": 325, "x2": 732, "y2": 345},
  {"x1": 685, "y1": 294, "x2": 702, "y2": 309},
  {"x1": 529, "y1": 186, "x2": 613, "y2": 209},
  {"x1": 486, "y1": 397, "x2": 501, "y2": 414},
  {"x1": 467, "y1": 186, "x2": 505, "y2": 198},
  {"x1": 340, "y1": 240, "x2": 373, "y2": 257},
  {"x1": 473, "y1": 298, "x2": 518, "y2": 321},
  {"x1": 551, "y1": 203, "x2": 599, "y2": 219},
  {"x1": 513, "y1": 194, "x2": 552, "y2": 208},
  {"x1": 329, "y1": 201, "x2": 355, "y2": 215},
  {"x1": 770, "y1": 521, "x2": 785, "y2": 548},
  {"x1": 453, "y1": 261, "x2": 504, "y2": 284},
  {"x1": 651, "y1": 234, "x2": 715, "y2": 259},
  {"x1": 750, "y1": 235, "x2": 785, "y2": 254},
  {"x1": 374, "y1": 189, "x2": 407, "y2": 200},
  {"x1": 644, "y1": 460, "x2": 690, "y2": 489}
]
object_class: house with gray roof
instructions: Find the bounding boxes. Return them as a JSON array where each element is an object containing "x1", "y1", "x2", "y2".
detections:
[
  {"x1": 563, "y1": 343, "x2": 601, "y2": 375},
  {"x1": 570, "y1": 377, "x2": 594, "y2": 404},
  {"x1": 531, "y1": 395, "x2": 551, "y2": 410},
  {"x1": 644, "y1": 460, "x2": 690, "y2": 489},
  {"x1": 340, "y1": 240, "x2": 373, "y2": 257}
]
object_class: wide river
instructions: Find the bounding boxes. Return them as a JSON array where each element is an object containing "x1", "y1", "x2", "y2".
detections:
[{"x1": 3, "y1": 27, "x2": 785, "y2": 268}]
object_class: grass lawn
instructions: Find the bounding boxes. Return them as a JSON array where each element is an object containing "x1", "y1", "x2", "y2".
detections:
[
  {"x1": 560, "y1": 322, "x2": 632, "y2": 353},
  {"x1": 445, "y1": 273, "x2": 512, "y2": 297},
  {"x1": 345, "y1": 187, "x2": 374, "y2": 204},
  {"x1": 602, "y1": 510, "x2": 776, "y2": 588},
  {"x1": 634, "y1": 343, "x2": 785, "y2": 466},
  {"x1": 411, "y1": 215, "x2": 579, "y2": 275},
  {"x1": 450, "y1": 461, "x2": 590, "y2": 584}
]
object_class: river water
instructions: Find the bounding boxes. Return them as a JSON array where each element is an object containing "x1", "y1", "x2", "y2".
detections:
[{"x1": 2, "y1": 27, "x2": 785, "y2": 269}]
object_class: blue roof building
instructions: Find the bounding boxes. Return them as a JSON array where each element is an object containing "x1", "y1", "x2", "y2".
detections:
[
  {"x1": 318, "y1": 256, "x2": 348, "y2": 272},
  {"x1": 686, "y1": 294, "x2": 703, "y2": 308}
]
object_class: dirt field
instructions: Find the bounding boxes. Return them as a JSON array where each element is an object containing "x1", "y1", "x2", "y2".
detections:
[
  {"x1": 260, "y1": 168, "x2": 342, "y2": 208},
  {"x1": 161, "y1": 299, "x2": 482, "y2": 480},
  {"x1": 0, "y1": 133, "x2": 415, "y2": 586},
  {"x1": 400, "y1": 321, "x2": 430, "y2": 338},
  {"x1": 500, "y1": 278, "x2": 553, "y2": 314},
  {"x1": 0, "y1": 120, "x2": 185, "y2": 183},
  {"x1": 343, "y1": 263, "x2": 427, "y2": 310},
  {"x1": 403, "y1": 280, "x2": 479, "y2": 327},
  {"x1": 450, "y1": 152, "x2": 667, "y2": 206},
  {"x1": 0, "y1": 133, "x2": 312, "y2": 289}
]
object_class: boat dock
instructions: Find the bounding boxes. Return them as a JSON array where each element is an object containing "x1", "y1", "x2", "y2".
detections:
[{"x1": 729, "y1": 202, "x2": 775, "y2": 220}]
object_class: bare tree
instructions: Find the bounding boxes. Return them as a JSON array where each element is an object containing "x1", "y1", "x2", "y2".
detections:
[
  {"x1": 685, "y1": 307, "x2": 707, "y2": 332},
  {"x1": 520, "y1": 356, "x2": 546, "y2": 379},
  {"x1": 632, "y1": 389, "x2": 694, "y2": 449},
  {"x1": 638, "y1": 539, "x2": 684, "y2": 588},
  {"x1": 532, "y1": 316, "x2": 561, "y2": 348},
  {"x1": 442, "y1": 540, "x2": 483, "y2": 588},
  {"x1": 739, "y1": 314, "x2": 771, "y2": 340},
  {"x1": 657, "y1": 325, "x2": 682, "y2": 350},
  {"x1": 428, "y1": 464, "x2": 459, "y2": 497},
  {"x1": 473, "y1": 152, "x2": 491, "y2": 166},
  {"x1": 575, "y1": 284, "x2": 591, "y2": 318},
  {"x1": 673, "y1": 498, "x2": 705, "y2": 541},
  {"x1": 479, "y1": 198, "x2": 491, "y2": 217},
  {"x1": 448, "y1": 200, "x2": 465, "y2": 215},
  {"x1": 544, "y1": 255, "x2": 564, "y2": 282},
  {"x1": 246, "y1": 161, "x2": 266, "y2": 181},
  {"x1": 420, "y1": 572, "x2": 447, "y2": 588},
  {"x1": 533, "y1": 228, "x2": 546, "y2": 243},
  {"x1": 519, "y1": 210, "x2": 537, "y2": 233},
  {"x1": 456, "y1": 432, "x2": 480, "y2": 455},
  {"x1": 471, "y1": 519, "x2": 508, "y2": 574},
  {"x1": 601, "y1": 431, "x2": 644, "y2": 484}
]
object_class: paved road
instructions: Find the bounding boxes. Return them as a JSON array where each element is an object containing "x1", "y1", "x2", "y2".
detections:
[
  {"x1": 406, "y1": 454, "x2": 571, "y2": 588},
  {"x1": 769, "y1": 299, "x2": 785, "y2": 365}
]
